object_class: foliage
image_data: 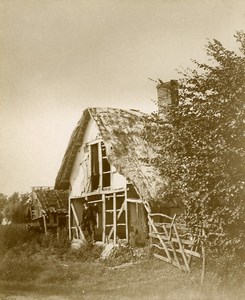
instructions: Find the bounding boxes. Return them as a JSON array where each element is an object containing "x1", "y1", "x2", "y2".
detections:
[
  {"x1": 103, "y1": 245, "x2": 135, "y2": 266},
  {"x1": 0, "y1": 193, "x2": 8, "y2": 224},
  {"x1": 0, "y1": 224, "x2": 36, "y2": 255},
  {"x1": 144, "y1": 31, "x2": 245, "y2": 264},
  {"x1": 3, "y1": 192, "x2": 29, "y2": 224},
  {"x1": 67, "y1": 243, "x2": 103, "y2": 262}
]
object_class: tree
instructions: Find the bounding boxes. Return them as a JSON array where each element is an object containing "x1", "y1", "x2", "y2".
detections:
[
  {"x1": 3, "y1": 192, "x2": 29, "y2": 224},
  {"x1": 144, "y1": 31, "x2": 245, "y2": 261},
  {"x1": 0, "y1": 193, "x2": 8, "y2": 224}
]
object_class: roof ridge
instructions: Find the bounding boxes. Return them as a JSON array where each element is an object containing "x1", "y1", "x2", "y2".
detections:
[{"x1": 87, "y1": 107, "x2": 146, "y2": 117}]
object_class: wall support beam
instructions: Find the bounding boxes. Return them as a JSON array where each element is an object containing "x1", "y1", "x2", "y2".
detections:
[
  {"x1": 113, "y1": 192, "x2": 117, "y2": 244},
  {"x1": 43, "y1": 215, "x2": 47, "y2": 236},
  {"x1": 102, "y1": 194, "x2": 106, "y2": 243},
  {"x1": 68, "y1": 196, "x2": 72, "y2": 240}
]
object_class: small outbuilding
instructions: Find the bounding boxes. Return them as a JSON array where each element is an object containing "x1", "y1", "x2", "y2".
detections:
[{"x1": 26, "y1": 186, "x2": 69, "y2": 233}]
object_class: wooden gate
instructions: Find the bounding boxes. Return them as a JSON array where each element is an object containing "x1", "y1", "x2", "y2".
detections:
[{"x1": 143, "y1": 201, "x2": 201, "y2": 272}]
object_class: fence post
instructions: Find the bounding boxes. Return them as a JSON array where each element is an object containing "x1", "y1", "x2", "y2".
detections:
[{"x1": 201, "y1": 229, "x2": 206, "y2": 285}]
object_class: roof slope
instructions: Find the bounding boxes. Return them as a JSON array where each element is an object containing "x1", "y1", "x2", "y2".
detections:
[
  {"x1": 31, "y1": 188, "x2": 68, "y2": 218},
  {"x1": 55, "y1": 107, "x2": 173, "y2": 205}
]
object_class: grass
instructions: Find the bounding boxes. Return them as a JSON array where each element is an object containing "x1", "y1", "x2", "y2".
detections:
[
  {"x1": 1, "y1": 259, "x2": 244, "y2": 300},
  {"x1": 0, "y1": 225, "x2": 244, "y2": 299}
]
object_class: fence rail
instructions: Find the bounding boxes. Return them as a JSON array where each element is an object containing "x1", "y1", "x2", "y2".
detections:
[{"x1": 144, "y1": 206, "x2": 202, "y2": 273}]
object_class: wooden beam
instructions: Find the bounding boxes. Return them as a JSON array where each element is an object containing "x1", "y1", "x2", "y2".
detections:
[
  {"x1": 154, "y1": 253, "x2": 188, "y2": 272},
  {"x1": 152, "y1": 243, "x2": 165, "y2": 250},
  {"x1": 153, "y1": 253, "x2": 169, "y2": 263},
  {"x1": 173, "y1": 224, "x2": 190, "y2": 273},
  {"x1": 125, "y1": 199, "x2": 129, "y2": 243},
  {"x1": 149, "y1": 233, "x2": 194, "y2": 246},
  {"x1": 147, "y1": 215, "x2": 172, "y2": 263},
  {"x1": 71, "y1": 203, "x2": 79, "y2": 226},
  {"x1": 87, "y1": 199, "x2": 103, "y2": 204},
  {"x1": 126, "y1": 199, "x2": 142, "y2": 203},
  {"x1": 149, "y1": 213, "x2": 173, "y2": 220},
  {"x1": 102, "y1": 194, "x2": 106, "y2": 243},
  {"x1": 71, "y1": 226, "x2": 78, "y2": 239},
  {"x1": 43, "y1": 215, "x2": 47, "y2": 236},
  {"x1": 107, "y1": 200, "x2": 125, "y2": 240},
  {"x1": 98, "y1": 141, "x2": 103, "y2": 189},
  {"x1": 153, "y1": 240, "x2": 200, "y2": 258},
  {"x1": 68, "y1": 197, "x2": 72, "y2": 240},
  {"x1": 162, "y1": 222, "x2": 181, "y2": 270},
  {"x1": 87, "y1": 139, "x2": 103, "y2": 146},
  {"x1": 70, "y1": 203, "x2": 86, "y2": 241},
  {"x1": 183, "y1": 248, "x2": 201, "y2": 258},
  {"x1": 80, "y1": 188, "x2": 125, "y2": 198},
  {"x1": 113, "y1": 192, "x2": 117, "y2": 244},
  {"x1": 88, "y1": 143, "x2": 92, "y2": 193},
  {"x1": 201, "y1": 241, "x2": 206, "y2": 285}
]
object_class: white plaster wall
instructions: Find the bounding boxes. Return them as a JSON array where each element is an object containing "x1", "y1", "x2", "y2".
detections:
[
  {"x1": 111, "y1": 165, "x2": 127, "y2": 190},
  {"x1": 69, "y1": 118, "x2": 127, "y2": 197},
  {"x1": 70, "y1": 119, "x2": 99, "y2": 197}
]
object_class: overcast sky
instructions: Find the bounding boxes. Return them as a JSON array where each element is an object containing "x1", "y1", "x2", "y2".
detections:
[{"x1": 0, "y1": 0, "x2": 244, "y2": 195}]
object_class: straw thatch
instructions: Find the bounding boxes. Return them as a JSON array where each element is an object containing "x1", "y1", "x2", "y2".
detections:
[
  {"x1": 55, "y1": 107, "x2": 176, "y2": 206},
  {"x1": 30, "y1": 187, "x2": 68, "y2": 219}
]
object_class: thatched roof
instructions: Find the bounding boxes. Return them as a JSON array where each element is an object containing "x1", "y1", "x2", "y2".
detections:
[
  {"x1": 31, "y1": 188, "x2": 68, "y2": 219},
  {"x1": 55, "y1": 107, "x2": 175, "y2": 206}
]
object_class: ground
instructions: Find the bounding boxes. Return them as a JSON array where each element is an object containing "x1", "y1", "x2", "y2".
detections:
[
  {"x1": 0, "y1": 226, "x2": 244, "y2": 300},
  {"x1": 0, "y1": 257, "x2": 244, "y2": 300}
]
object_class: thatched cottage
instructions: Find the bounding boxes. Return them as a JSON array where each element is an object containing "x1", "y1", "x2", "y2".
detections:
[
  {"x1": 55, "y1": 80, "x2": 181, "y2": 246},
  {"x1": 26, "y1": 187, "x2": 69, "y2": 233}
]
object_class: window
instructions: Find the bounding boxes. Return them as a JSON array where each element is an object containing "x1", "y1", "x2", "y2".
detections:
[
  {"x1": 91, "y1": 143, "x2": 100, "y2": 191},
  {"x1": 90, "y1": 142, "x2": 111, "y2": 191},
  {"x1": 101, "y1": 143, "x2": 111, "y2": 188}
]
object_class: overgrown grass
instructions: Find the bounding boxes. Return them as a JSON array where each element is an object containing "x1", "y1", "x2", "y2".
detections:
[
  {"x1": 0, "y1": 224, "x2": 244, "y2": 299},
  {"x1": 0, "y1": 224, "x2": 36, "y2": 255},
  {"x1": 0, "y1": 224, "x2": 104, "y2": 285},
  {"x1": 66, "y1": 243, "x2": 103, "y2": 262},
  {"x1": 0, "y1": 251, "x2": 45, "y2": 282}
]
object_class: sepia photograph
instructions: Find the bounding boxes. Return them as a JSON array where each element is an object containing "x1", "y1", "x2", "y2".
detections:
[{"x1": 0, "y1": 0, "x2": 244, "y2": 299}]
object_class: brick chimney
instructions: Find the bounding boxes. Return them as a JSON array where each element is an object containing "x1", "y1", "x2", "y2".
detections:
[{"x1": 157, "y1": 80, "x2": 178, "y2": 115}]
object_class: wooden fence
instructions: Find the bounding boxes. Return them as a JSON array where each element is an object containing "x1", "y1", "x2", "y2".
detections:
[{"x1": 143, "y1": 201, "x2": 202, "y2": 273}]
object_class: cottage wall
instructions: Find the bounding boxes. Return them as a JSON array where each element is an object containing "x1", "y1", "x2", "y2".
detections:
[
  {"x1": 69, "y1": 118, "x2": 127, "y2": 197},
  {"x1": 70, "y1": 120, "x2": 98, "y2": 197}
]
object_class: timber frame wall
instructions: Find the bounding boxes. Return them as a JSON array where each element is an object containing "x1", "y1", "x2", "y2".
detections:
[
  {"x1": 68, "y1": 133, "x2": 148, "y2": 245},
  {"x1": 68, "y1": 188, "x2": 142, "y2": 244}
]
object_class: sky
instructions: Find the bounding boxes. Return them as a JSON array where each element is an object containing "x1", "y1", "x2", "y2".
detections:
[{"x1": 0, "y1": 0, "x2": 244, "y2": 195}]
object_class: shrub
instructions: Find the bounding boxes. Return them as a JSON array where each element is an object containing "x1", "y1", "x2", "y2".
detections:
[
  {"x1": 143, "y1": 31, "x2": 245, "y2": 281},
  {"x1": 38, "y1": 228, "x2": 70, "y2": 258},
  {"x1": 206, "y1": 253, "x2": 245, "y2": 287},
  {"x1": 0, "y1": 224, "x2": 37, "y2": 255},
  {"x1": 67, "y1": 244, "x2": 103, "y2": 262}
]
